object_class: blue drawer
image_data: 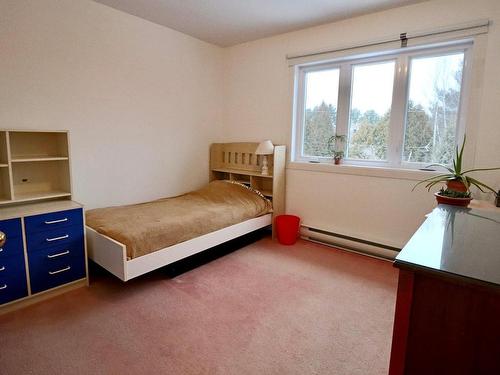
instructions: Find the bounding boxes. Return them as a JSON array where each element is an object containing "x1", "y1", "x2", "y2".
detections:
[
  {"x1": 0, "y1": 218, "x2": 22, "y2": 239},
  {"x1": 27, "y1": 242, "x2": 85, "y2": 271},
  {"x1": 0, "y1": 256, "x2": 28, "y2": 305},
  {"x1": 29, "y1": 251, "x2": 85, "y2": 294},
  {"x1": 0, "y1": 251, "x2": 26, "y2": 279},
  {"x1": 0, "y1": 234, "x2": 24, "y2": 260},
  {"x1": 24, "y1": 208, "x2": 83, "y2": 234},
  {"x1": 26, "y1": 225, "x2": 84, "y2": 253}
]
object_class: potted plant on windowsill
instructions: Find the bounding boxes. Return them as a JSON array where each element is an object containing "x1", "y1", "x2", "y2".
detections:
[
  {"x1": 327, "y1": 135, "x2": 346, "y2": 165},
  {"x1": 333, "y1": 150, "x2": 344, "y2": 165},
  {"x1": 413, "y1": 135, "x2": 500, "y2": 207}
]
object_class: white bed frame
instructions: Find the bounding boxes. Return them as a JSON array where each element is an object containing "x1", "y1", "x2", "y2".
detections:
[
  {"x1": 87, "y1": 214, "x2": 271, "y2": 281},
  {"x1": 86, "y1": 142, "x2": 286, "y2": 281}
]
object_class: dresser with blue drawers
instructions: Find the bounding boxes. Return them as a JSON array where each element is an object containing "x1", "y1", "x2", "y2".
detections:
[{"x1": 0, "y1": 201, "x2": 88, "y2": 308}]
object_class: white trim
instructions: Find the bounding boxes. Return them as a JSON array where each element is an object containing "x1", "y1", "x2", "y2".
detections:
[
  {"x1": 336, "y1": 64, "x2": 352, "y2": 141},
  {"x1": 455, "y1": 45, "x2": 474, "y2": 169},
  {"x1": 388, "y1": 55, "x2": 409, "y2": 167},
  {"x1": 87, "y1": 214, "x2": 272, "y2": 282},
  {"x1": 287, "y1": 161, "x2": 442, "y2": 181},
  {"x1": 292, "y1": 66, "x2": 307, "y2": 160}
]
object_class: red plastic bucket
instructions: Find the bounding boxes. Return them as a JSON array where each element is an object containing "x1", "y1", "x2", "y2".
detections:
[{"x1": 275, "y1": 215, "x2": 300, "y2": 245}]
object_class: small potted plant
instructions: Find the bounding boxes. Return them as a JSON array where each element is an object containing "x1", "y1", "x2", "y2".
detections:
[
  {"x1": 413, "y1": 135, "x2": 500, "y2": 207},
  {"x1": 333, "y1": 150, "x2": 344, "y2": 165},
  {"x1": 327, "y1": 135, "x2": 346, "y2": 165}
]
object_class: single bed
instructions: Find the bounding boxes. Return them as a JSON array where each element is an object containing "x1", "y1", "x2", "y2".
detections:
[{"x1": 86, "y1": 142, "x2": 285, "y2": 281}]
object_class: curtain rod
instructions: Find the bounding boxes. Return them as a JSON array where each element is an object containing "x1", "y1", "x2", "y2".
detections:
[{"x1": 286, "y1": 19, "x2": 489, "y2": 60}]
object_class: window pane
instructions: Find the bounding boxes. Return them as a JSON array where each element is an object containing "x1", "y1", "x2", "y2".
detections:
[
  {"x1": 347, "y1": 61, "x2": 395, "y2": 161},
  {"x1": 302, "y1": 69, "x2": 340, "y2": 157},
  {"x1": 403, "y1": 52, "x2": 464, "y2": 164}
]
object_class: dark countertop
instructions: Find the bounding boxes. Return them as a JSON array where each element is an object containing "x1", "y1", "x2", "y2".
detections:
[{"x1": 395, "y1": 204, "x2": 500, "y2": 286}]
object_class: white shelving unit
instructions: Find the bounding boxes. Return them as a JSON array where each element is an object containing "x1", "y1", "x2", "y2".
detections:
[{"x1": 0, "y1": 130, "x2": 72, "y2": 205}]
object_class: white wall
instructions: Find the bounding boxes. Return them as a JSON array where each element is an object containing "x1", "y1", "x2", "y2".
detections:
[
  {"x1": 0, "y1": 0, "x2": 223, "y2": 209},
  {"x1": 221, "y1": 0, "x2": 500, "y2": 247}
]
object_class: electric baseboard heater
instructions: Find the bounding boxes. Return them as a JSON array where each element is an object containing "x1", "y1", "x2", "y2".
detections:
[{"x1": 300, "y1": 225, "x2": 400, "y2": 260}]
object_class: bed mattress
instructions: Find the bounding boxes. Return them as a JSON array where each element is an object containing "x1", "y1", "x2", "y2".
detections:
[{"x1": 86, "y1": 181, "x2": 272, "y2": 259}]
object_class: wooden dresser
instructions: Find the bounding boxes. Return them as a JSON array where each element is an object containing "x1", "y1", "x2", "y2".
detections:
[{"x1": 389, "y1": 203, "x2": 500, "y2": 375}]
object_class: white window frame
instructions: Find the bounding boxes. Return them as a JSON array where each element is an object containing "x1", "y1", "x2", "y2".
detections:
[
  {"x1": 292, "y1": 40, "x2": 473, "y2": 169},
  {"x1": 294, "y1": 63, "x2": 342, "y2": 159}
]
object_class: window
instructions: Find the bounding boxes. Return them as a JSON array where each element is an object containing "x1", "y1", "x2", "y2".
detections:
[
  {"x1": 347, "y1": 61, "x2": 395, "y2": 161},
  {"x1": 302, "y1": 68, "x2": 339, "y2": 157},
  {"x1": 402, "y1": 52, "x2": 465, "y2": 165},
  {"x1": 293, "y1": 42, "x2": 470, "y2": 169}
]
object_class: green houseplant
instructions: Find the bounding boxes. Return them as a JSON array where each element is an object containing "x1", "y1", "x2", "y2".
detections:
[
  {"x1": 413, "y1": 135, "x2": 500, "y2": 207},
  {"x1": 327, "y1": 135, "x2": 346, "y2": 165}
]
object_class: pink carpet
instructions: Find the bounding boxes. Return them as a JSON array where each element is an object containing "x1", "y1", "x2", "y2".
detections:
[{"x1": 0, "y1": 238, "x2": 398, "y2": 374}]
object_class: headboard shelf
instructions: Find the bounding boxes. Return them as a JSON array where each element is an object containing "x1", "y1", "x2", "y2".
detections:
[
  {"x1": 212, "y1": 167, "x2": 274, "y2": 178},
  {"x1": 210, "y1": 142, "x2": 286, "y2": 236}
]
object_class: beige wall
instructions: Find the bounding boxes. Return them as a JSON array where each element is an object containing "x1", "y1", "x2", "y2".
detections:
[
  {"x1": 0, "y1": 0, "x2": 224, "y2": 209},
  {"x1": 221, "y1": 0, "x2": 500, "y2": 247}
]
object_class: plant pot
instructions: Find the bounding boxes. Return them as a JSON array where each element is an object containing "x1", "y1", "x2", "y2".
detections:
[
  {"x1": 334, "y1": 158, "x2": 341, "y2": 165},
  {"x1": 446, "y1": 179, "x2": 467, "y2": 192},
  {"x1": 434, "y1": 192, "x2": 472, "y2": 207}
]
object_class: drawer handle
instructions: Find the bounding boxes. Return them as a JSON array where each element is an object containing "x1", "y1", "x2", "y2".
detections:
[
  {"x1": 0, "y1": 266, "x2": 5, "y2": 272},
  {"x1": 44, "y1": 218, "x2": 68, "y2": 225},
  {"x1": 0, "y1": 284, "x2": 7, "y2": 290},
  {"x1": 47, "y1": 250, "x2": 70, "y2": 259},
  {"x1": 49, "y1": 266, "x2": 71, "y2": 275},
  {"x1": 46, "y1": 234, "x2": 69, "y2": 242}
]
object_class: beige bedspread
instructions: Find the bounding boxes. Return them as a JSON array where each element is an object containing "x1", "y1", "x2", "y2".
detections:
[{"x1": 86, "y1": 181, "x2": 272, "y2": 259}]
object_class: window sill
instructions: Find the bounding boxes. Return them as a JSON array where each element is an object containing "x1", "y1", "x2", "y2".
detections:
[{"x1": 287, "y1": 161, "x2": 441, "y2": 181}]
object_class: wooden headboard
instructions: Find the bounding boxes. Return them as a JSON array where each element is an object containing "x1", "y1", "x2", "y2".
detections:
[
  {"x1": 210, "y1": 142, "x2": 264, "y2": 173},
  {"x1": 210, "y1": 142, "x2": 286, "y2": 227}
]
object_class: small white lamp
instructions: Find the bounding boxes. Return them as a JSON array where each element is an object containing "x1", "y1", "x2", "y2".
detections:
[{"x1": 255, "y1": 140, "x2": 274, "y2": 175}]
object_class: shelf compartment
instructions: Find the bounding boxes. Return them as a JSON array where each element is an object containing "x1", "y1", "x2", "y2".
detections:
[
  {"x1": 12, "y1": 160, "x2": 71, "y2": 202},
  {"x1": 229, "y1": 173, "x2": 250, "y2": 185},
  {"x1": 232, "y1": 181, "x2": 251, "y2": 186},
  {"x1": 9, "y1": 131, "x2": 68, "y2": 160},
  {"x1": 251, "y1": 176, "x2": 273, "y2": 198},
  {"x1": 211, "y1": 171, "x2": 230, "y2": 181},
  {"x1": 212, "y1": 168, "x2": 273, "y2": 178},
  {"x1": 260, "y1": 190, "x2": 273, "y2": 198},
  {"x1": 0, "y1": 167, "x2": 12, "y2": 202}
]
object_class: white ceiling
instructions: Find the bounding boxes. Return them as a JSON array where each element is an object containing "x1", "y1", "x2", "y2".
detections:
[{"x1": 93, "y1": 0, "x2": 427, "y2": 47}]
